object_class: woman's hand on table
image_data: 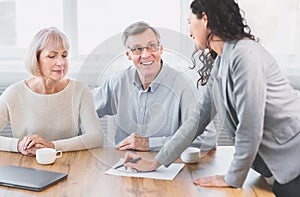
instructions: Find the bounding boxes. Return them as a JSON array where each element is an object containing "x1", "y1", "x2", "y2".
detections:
[
  {"x1": 17, "y1": 134, "x2": 55, "y2": 156},
  {"x1": 193, "y1": 175, "x2": 231, "y2": 187},
  {"x1": 17, "y1": 136, "x2": 37, "y2": 156},
  {"x1": 123, "y1": 151, "x2": 161, "y2": 172}
]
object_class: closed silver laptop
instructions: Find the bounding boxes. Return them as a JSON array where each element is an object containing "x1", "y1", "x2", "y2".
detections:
[{"x1": 0, "y1": 165, "x2": 67, "y2": 191}]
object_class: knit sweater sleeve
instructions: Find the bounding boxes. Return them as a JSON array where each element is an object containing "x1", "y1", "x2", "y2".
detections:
[
  {"x1": 53, "y1": 83, "x2": 103, "y2": 151},
  {"x1": 0, "y1": 83, "x2": 20, "y2": 152},
  {"x1": 0, "y1": 80, "x2": 103, "y2": 153}
]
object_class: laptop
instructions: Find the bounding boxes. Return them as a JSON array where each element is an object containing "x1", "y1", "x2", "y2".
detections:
[{"x1": 0, "y1": 165, "x2": 67, "y2": 191}]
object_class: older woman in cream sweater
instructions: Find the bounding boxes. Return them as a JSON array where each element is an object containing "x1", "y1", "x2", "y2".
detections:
[{"x1": 0, "y1": 27, "x2": 103, "y2": 156}]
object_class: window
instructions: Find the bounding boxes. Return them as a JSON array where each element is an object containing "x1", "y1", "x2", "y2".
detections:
[
  {"x1": 0, "y1": 0, "x2": 299, "y2": 76},
  {"x1": 0, "y1": 0, "x2": 63, "y2": 60},
  {"x1": 77, "y1": 0, "x2": 181, "y2": 55},
  {"x1": 180, "y1": 0, "x2": 300, "y2": 72},
  {"x1": 238, "y1": 0, "x2": 300, "y2": 72},
  {"x1": 0, "y1": 0, "x2": 183, "y2": 83}
]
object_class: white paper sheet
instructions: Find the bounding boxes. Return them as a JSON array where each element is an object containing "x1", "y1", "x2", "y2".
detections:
[{"x1": 105, "y1": 158, "x2": 184, "y2": 180}]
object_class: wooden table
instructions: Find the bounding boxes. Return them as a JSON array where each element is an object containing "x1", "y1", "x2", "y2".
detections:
[{"x1": 0, "y1": 146, "x2": 275, "y2": 197}]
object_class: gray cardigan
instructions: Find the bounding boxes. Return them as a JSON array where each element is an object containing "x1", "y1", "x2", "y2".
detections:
[{"x1": 155, "y1": 39, "x2": 300, "y2": 187}]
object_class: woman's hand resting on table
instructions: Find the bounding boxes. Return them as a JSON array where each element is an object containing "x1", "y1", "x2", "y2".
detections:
[
  {"x1": 17, "y1": 134, "x2": 55, "y2": 156},
  {"x1": 123, "y1": 151, "x2": 161, "y2": 172},
  {"x1": 193, "y1": 175, "x2": 231, "y2": 187}
]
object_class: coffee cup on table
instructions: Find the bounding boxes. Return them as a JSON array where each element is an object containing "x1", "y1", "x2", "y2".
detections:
[
  {"x1": 180, "y1": 147, "x2": 200, "y2": 164},
  {"x1": 36, "y1": 148, "x2": 62, "y2": 165}
]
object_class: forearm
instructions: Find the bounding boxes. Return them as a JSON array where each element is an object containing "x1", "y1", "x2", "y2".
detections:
[
  {"x1": 195, "y1": 123, "x2": 218, "y2": 152},
  {"x1": 0, "y1": 136, "x2": 19, "y2": 152},
  {"x1": 123, "y1": 151, "x2": 162, "y2": 172},
  {"x1": 53, "y1": 131, "x2": 103, "y2": 152},
  {"x1": 151, "y1": 159, "x2": 162, "y2": 170},
  {"x1": 155, "y1": 107, "x2": 204, "y2": 166},
  {"x1": 148, "y1": 136, "x2": 171, "y2": 151}
]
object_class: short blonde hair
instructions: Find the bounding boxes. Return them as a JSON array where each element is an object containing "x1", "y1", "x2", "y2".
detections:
[{"x1": 25, "y1": 27, "x2": 70, "y2": 76}]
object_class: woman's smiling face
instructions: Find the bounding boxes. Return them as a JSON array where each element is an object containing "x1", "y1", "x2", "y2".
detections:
[{"x1": 188, "y1": 11, "x2": 210, "y2": 50}]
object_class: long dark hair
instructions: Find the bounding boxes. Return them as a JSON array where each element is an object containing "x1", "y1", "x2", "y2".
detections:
[{"x1": 190, "y1": 0, "x2": 257, "y2": 86}]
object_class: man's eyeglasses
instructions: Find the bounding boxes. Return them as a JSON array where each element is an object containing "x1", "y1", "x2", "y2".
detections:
[{"x1": 128, "y1": 44, "x2": 160, "y2": 55}]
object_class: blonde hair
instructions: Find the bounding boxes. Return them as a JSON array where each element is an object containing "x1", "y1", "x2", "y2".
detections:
[{"x1": 25, "y1": 27, "x2": 70, "y2": 76}]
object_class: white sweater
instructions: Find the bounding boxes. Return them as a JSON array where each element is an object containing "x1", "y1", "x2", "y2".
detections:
[{"x1": 0, "y1": 79, "x2": 103, "y2": 152}]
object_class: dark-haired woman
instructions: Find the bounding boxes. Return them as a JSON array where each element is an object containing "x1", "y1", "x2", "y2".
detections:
[{"x1": 123, "y1": 1, "x2": 300, "y2": 196}]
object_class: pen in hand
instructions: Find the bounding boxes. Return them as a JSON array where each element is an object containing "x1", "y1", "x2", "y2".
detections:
[{"x1": 114, "y1": 157, "x2": 142, "y2": 169}]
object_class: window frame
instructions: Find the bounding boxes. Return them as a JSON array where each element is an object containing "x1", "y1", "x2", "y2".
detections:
[{"x1": 0, "y1": 0, "x2": 299, "y2": 72}]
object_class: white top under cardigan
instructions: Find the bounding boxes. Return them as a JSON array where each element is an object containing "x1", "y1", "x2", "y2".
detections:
[{"x1": 0, "y1": 79, "x2": 103, "y2": 152}]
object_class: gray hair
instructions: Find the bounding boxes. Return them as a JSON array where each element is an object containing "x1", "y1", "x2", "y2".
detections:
[
  {"x1": 122, "y1": 21, "x2": 161, "y2": 47},
  {"x1": 25, "y1": 27, "x2": 70, "y2": 76}
]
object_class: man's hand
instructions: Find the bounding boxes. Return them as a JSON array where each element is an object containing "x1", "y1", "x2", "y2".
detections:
[
  {"x1": 116, "y1": 133, "x2": 149, "y2": 151},
  {"x1": 193, "y1": 175, "x2": 231, "y2": 187}
]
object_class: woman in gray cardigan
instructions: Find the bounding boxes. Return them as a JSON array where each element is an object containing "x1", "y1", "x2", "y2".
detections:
[{"x1": 123, "y1": 0, "x2": 300, "y2": 196}]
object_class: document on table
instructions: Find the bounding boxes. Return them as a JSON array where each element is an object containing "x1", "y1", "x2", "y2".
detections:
[{"x1": 105, "y1": 158, "x2": 184, "y2": 180}]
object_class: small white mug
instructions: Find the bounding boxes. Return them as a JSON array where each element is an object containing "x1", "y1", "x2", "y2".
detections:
[
  {"x1": 36, "y1": 148, "x2": 62, "y2": 165},
  {"x1": 180, "y1": 147, "x2": 200, "y2": 164}
]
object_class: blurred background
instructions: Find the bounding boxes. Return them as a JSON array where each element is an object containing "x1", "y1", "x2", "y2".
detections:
[
  {"x1": 0, "y1": 0, "x2": 299, "y2": 81},
  {"x1": 0, "y1": 0, "x2": 299, "y2": 145}
]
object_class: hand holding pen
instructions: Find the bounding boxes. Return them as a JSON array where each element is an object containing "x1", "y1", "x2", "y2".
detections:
[
  {"x1": 122, "y1": 152, "x2": 161, "y2": 172},
  {"x1": 114, "y1": 157, "x2": 142, "y2": 169}
]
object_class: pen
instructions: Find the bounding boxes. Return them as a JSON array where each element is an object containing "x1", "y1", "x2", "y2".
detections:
[{"x1": 114, "y1": 157, "x2": 142, "y2": 169}]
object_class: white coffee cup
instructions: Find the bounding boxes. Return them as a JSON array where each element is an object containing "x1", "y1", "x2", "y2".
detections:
[
  {"x1": 180, "y1": 147, "x2": 200, "y2": 164},
  {"x1": 36, "y1": 148, "x2": 62, "y2": 165}
]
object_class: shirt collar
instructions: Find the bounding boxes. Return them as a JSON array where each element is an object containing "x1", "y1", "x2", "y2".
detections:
[
  {"x1": 133, "y1": 71, "x2": 144, "y2": 90},
  {"x1": 132, "y1": 60, "x2": 166, "y2": 92}
]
